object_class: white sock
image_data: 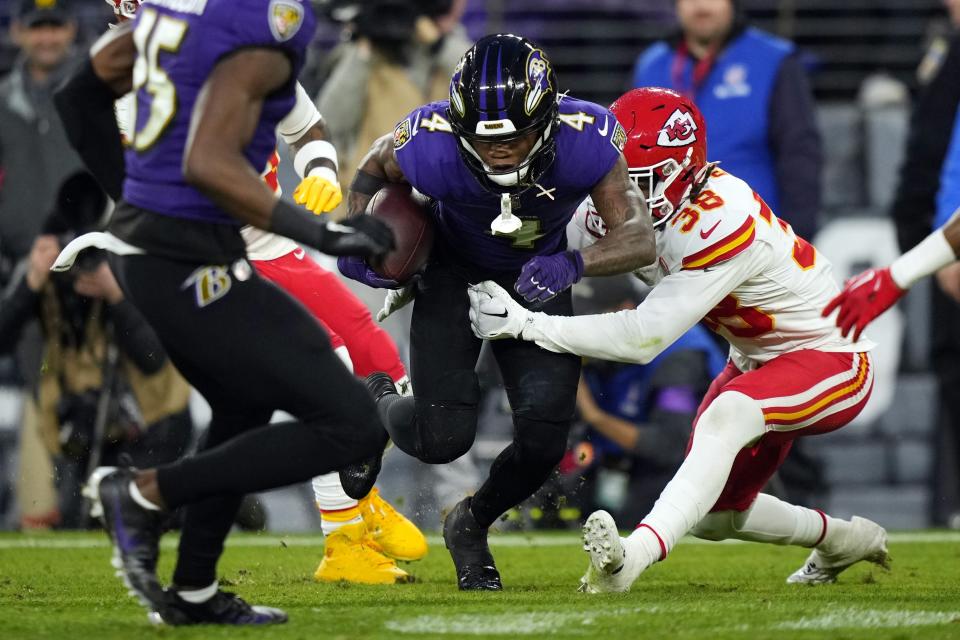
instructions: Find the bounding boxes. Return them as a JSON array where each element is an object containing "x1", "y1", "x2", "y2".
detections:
[
  {"x1": 817, "y1": 514, "x2": 853, "y2": 553},
  {"x1": 128, "y1": 481, "x2": 161, "y2": 511},
  {"x1": 693, "y1": 494, "x2": 829, "y2": 547},
  {"x1": 312, "y1": 472, "x2": 361, "y2": 536},
  {"x1": 177, "y1": 581, "x2": 218, "y2": 603},
  {"x1": 631, "y1": 391, "x2": 765, "y2": 558}
]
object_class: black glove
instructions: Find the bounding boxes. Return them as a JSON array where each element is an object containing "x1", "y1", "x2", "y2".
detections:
[
  {"x1": 319, "y1": 215, "x2": 395, "y2": 258},
  {"x1": 269, "y1": 200, "x2": 394, "y2": 259}
]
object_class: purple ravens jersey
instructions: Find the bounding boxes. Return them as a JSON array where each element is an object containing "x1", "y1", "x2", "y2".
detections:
[
  {"x1": 122, "y1": 0, "x2": 316, "y2": 224},
  {"x1": 394, "y1": 96, "x2": 625, "y2": 272}
]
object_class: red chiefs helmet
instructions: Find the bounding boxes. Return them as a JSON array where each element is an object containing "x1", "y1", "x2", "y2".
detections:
[
  {"x1": 105, "y1": 0, "x2": 140, "y2": 20},
  {"x1": 609, "y1": 87, "x2": 710, "y2": 226}
]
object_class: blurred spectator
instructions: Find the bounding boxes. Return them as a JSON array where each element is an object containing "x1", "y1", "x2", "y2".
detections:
[
  {"x1": 0, "y1": 0, "x2": 84, "y2": 274},
  {"x1": 894, "y1": 2, "x2": 960, "y2": 527},
  {"x1": 0, "y1": 173, "x2": 192, "y2": 529},
  {"x1": 630, "y1": 0, "x2": 822, "y2": 241},
  {"x1": 316, "y1": 0, "x2": 471, "y2": 212},
  {"x1": 554, "y1": 277, "x2": 724, "y2": 527}
]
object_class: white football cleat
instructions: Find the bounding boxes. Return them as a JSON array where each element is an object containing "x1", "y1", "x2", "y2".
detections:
[
  {"x1": 579, "y1": 510, "x2": 643, "y2": 593},
  {"x1": 787, "y1": 516, "x2": 890, "y2": 584}
]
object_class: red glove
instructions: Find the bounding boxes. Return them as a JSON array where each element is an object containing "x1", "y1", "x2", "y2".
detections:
[{"x1": 822, "y1": 267, "x2": 906, "y2": 341}]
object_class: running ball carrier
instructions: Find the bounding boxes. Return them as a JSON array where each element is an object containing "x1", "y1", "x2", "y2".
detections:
[{"x1": 339, "y1": 34, "x2": 655, "y2": 590}]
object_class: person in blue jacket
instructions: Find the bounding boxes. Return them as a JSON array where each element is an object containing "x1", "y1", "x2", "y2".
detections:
[{"x1": 631, "y1": 0, "x2": 822, "y2": 241}]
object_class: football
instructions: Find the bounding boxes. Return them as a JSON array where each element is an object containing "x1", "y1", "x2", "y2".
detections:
[{"x1": 367, "y1": 183, "x2": 434, "y2": 284}]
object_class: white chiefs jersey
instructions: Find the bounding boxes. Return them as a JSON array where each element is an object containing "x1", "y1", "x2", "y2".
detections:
[{"x1": 541, "y1": 169, "x2": 874, "y2": 369}]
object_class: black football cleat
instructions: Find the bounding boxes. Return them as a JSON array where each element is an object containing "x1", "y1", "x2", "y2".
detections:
[
  {"x1": 338, "y1": 373, "x2": 395, "y2": 500},
  {"x1": 443, "y1": 498, "x2": 503, "y2": 591},
  {"x1": 149, "y1": 589, "x2": 288, "y2": 626},
  {"x1": 86, "y1": 466, "x2": 165, "y2": 610}
]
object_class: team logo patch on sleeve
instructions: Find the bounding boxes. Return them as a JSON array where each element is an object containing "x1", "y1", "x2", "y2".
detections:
[
  {"x1": 610, "y1": 121, "x2": 627, "y2": 152},
  {"x1": 268, "y1": 0, "x2": 304, "y2": 42},
  {"x1": 394, "y1": 118, "x2": 412, "y2": 149}
]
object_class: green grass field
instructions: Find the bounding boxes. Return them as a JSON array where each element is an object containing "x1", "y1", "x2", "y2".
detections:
[{"x1": 1, "y1": 530, "x2": 959, "y2": 639}]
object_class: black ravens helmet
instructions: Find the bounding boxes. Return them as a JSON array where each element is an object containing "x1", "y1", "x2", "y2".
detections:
[{"x1": 447, "y1": 34, "x2": 560, "y2": 188}]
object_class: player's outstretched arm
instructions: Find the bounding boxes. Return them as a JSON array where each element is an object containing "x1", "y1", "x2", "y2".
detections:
[
  {"x1": 470, "y1": 246, "x2": 765, "y2": 363},
  {"x1": 54, "y1": 23, "x2": 135, "y2": 201},
  {"x1": 583, "y1": 156, "x2": 656, "y2": 275},
  {"x1": 183, "y1": 50, "x2": 392, "y2": 259},
  {"x1": 280, "y1": 83, "x2": 343, "y2": 214},
  {"x1": 823, "y1": 207, "x2": 960, "y2": 340}
]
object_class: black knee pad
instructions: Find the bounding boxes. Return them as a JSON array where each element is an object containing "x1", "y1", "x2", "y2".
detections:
[
  {"x1": 513, "y1": 417, "x2": 571, "y2": 469},
  {"x1": 413, "y1": 369, "x2": 480, "y2": 464},
  {"x1": 509, "y1": 378, "x2": 578, "y2": 424}
]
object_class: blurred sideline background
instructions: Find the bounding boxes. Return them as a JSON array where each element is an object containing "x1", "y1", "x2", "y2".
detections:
[{"x1": 0, "y1": 0, "x2": 953, "y2": 533}]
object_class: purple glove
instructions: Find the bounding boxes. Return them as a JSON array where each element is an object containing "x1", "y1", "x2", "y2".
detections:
[
  {"x1": 337, "y1": 256, "x2": 400, "y2": 289},
  {"x1": 515, "y1": 250, "x2": 584, "y2": 303}
]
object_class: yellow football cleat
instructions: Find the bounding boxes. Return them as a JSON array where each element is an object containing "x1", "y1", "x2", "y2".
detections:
[
  {"x1": 314, "y1": 521, "x2": 412, "y2": 585},
  {"x1": 359, "y1": 488, "x2": 429, "y2": 562}
]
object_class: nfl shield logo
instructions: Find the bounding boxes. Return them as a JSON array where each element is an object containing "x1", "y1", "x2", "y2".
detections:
[{"x1": 269, "y1": 0, "x2": 304, "y2": 42}]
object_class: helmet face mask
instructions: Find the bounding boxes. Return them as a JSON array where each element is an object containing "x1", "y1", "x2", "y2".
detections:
[
  {"x1": 106, "y1": 0, "x2": 140, "y2": 20},
  {"x1": 610, "y1": 87, "x2": 708, "y2": 227},
  {"x1": 447, "y1": 34, "x2": 560, "y2": 190}
]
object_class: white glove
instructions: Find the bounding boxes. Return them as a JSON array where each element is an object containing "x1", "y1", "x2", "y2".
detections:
[
  {"x1": 377, "y1": 284, "x2": 416, "y2": 322},
  {"x1": 467, "y1": 280, "x2": 532, "y2": 340}
]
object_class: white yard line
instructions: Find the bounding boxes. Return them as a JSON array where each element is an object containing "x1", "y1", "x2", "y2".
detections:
[
  {"x1": 0, "y1": 530, "x2": 957, "y2": 550},
  {"x1": 776, "y1": 607, "x2": 960, "y2": 630}
]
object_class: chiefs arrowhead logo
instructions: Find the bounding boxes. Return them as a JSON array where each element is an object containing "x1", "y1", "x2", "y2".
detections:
[{"x1": 657, "y1": 108, "x2": 698, "y2": 147}]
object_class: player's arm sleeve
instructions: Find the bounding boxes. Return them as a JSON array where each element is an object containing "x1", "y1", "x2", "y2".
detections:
[
  {"x1": 892, "y1": 32, "x2": 960, "y2": 251},
  {"x1": 392, "y1": 107, "x2": 446, "y2": 198},
  {"x1": 54, "y1": 58, "x2": 125, "y2": 201},
  {"x1": 522, "y1": 243, "x2": 770, "y2": 364},
  {"x1": 278, "y1": 82, "x2": 322, "y2": 145},
  {"x1": 768, "y1": 53, "x2": 821, "y2": 241}
]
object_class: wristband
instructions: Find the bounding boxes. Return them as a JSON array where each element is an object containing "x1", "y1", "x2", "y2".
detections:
[
  {"x1": 889, "y1": 228, "x2": 957, "y2": 289},
  {"x1": 306, "y1": 165, "x2": 339, "y2": 186},
  {"x1": 350, "y1": 169, "x2": 386, "y2": 196},
  {"x1": 278, "y1": 82, "x2": 322, "y2": 144},
  {"x1": 293, "y1": 140, "x2": 338, "y2": 179}
]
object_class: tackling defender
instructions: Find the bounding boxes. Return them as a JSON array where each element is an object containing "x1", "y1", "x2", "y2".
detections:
[
  {"x1": 469, "y1": 88, "x2": 889, "y2": 592},
  {"x1": 340, "y1": 35, "x2": 655, "y2": 590},
  {"x1": 51, "y1": 0, "x2": 398, "y2": 625}
]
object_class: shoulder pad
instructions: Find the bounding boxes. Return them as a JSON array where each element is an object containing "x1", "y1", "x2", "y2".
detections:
[
  {"x1": 394, "y1": 101, "x2": 453, "y2": 150},
  {"x1": 673, "y1": 181, "x2": 757, "y2": 271}
]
